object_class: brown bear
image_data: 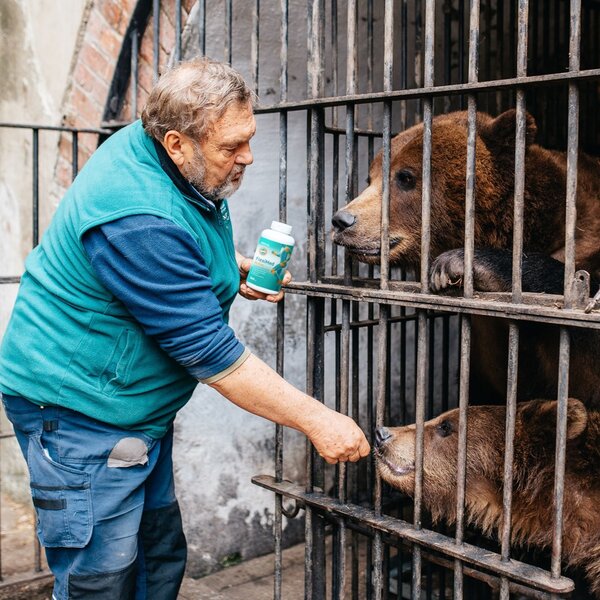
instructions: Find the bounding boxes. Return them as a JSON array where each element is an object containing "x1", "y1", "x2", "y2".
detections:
[
  {"x1": 373, "y1": 399, "x2": 600, "y2": 598},
  {"x1": 331, "y1": 110, "x2": 600, "y2": 407}
]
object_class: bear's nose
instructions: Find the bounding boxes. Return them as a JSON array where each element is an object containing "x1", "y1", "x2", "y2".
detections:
[
  {"x1": 332, "y1": 210, "x2": 356, "y2": 232},
  {"x1": 375, "y1": 427, "x2": 393, "y2": 448}
]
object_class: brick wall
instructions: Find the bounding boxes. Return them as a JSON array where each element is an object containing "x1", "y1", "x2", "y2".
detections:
[{"x1": 54, "y1": 0, "x2": 195, "y2": 194}]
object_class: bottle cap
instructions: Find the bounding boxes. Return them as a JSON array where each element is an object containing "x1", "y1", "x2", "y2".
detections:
[{"x1": 270, "y1": 221, "x2": 293, "y2": 235}]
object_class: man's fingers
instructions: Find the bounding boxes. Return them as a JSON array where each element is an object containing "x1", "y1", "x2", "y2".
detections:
[
  {"x1": 359, "y1": 438, "x2": 371, "y2": 457},
  {"x1": 266, "y1": 291, "x2": 285, "y2": 303},
  {"x1": 240, "y1": 258, "x2": 253, "y2": 273}
]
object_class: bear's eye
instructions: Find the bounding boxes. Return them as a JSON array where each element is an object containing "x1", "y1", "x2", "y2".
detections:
[
  {"x1": 395, "y1": 169, "x2": 416, "y2": 191},
  {"x1": 436, "y1": 420, "x2": 453, "y2": 438}
]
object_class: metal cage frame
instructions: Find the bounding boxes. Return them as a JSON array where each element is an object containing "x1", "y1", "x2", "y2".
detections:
[{"x1": 2, "y1": 1, "x2": 600, "y2": 599}]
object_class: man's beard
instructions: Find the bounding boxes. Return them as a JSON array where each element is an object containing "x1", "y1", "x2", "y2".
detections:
[{"x1": 182, "y1": 143, "x2": 245, "y2": 201}]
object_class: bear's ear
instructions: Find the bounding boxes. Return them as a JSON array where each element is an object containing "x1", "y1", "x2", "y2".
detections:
[
  {"x1": 519, "y1": 398, "x2": 588, "y2": 441},
  {"x1": 480, "y1": 109, "x2": 537, "y2": 151},
  {"x1": 565, "y1": 398, "x2": 588, "y2": 440}
]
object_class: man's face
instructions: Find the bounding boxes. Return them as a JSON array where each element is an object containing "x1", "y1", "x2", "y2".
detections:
[{"x1": 181, "y1": 100, "x2": 256, "y2": 200}]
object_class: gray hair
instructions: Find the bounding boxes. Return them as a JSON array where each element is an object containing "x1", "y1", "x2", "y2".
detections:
[{"x1": 141, "y1": 57, "x2": 257, "y2": 142}]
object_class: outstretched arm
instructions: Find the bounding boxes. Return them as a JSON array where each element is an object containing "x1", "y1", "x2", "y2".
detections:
[{"x1": 209, "y1": 353, "x2": 371, "y2": 464}]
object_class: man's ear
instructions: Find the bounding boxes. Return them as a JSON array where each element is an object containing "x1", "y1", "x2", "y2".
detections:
[
  {"x1": 162, "y1": 130, "x2": 188, "y2": 168},
  {"x1": 479, "y1": 109, "x2": 537, "y2": 151},
  {"x1": 519, "y1": 398, "x2": 588, "y2": 441}
]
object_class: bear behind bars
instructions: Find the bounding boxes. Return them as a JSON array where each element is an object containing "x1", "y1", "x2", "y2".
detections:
[
  {"x1": 374, "y1": 400, "x2": 600, "y2": 598},
  {"x1": 332, "y1": 109, "x2": 600, "y2": 408}
]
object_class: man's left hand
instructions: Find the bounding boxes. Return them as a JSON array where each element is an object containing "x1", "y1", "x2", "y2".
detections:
[{"x1": 237, "y1": 255, "x2": 292, "y2": 303}]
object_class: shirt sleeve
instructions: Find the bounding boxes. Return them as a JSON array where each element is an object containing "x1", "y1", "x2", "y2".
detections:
[{"x1": 81, "y1": 214, "x2": 248, "y2": 382}]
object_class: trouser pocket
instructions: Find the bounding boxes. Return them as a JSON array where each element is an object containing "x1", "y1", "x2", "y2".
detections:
[{"x1": 27, "y1": 435, "x2": 93, "y2": 548}]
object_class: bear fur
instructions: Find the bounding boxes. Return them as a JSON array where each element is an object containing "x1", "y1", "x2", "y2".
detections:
[
  {"x1": 331, "y1": 110, "x2": 600, "y2": 407},
  {"x1": 373, "y1": 399, "x2": 600, "y2": 598}
]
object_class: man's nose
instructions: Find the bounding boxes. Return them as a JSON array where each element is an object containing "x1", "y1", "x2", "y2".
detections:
[
  {"x1": 332, "y1": 210, "x2": 356, "y2": 233},
  {"x1": 236, "y1": 144, "x2": 253, "y2": 166}
]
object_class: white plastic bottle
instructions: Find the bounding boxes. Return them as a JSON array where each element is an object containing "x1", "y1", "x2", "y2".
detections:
[{"x1": 246, "y1": 221, "x2": 295, "y2": 295}]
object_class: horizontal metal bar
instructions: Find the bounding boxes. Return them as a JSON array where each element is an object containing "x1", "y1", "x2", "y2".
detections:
[
  {"x1": 323, "y1": 310, "x2": 454, "y2": 333},
  {"x1": 254, "y1": 68, "x2": 600, "y2": 114},
  {"x1": 283, "y1": 281, "x2": 600, "y2": 329},
  {"x1": 0, "y1": 432, "x2": 16, "y2": 440},
  {"x1": 252, "y1": 475, "x2": 574, "y2": 596},
  {"x1": 0, "y1": 122, "x2": 110, "y2": 135},
  {"x1": 252, "y1": 475, "x2": 575, "y2": 595},
  {"x1": 0, "y1": 277, "x2": 20, "y2": 284},
  {"x1": 324, "y1": 125, "x2": 383, "y2": 138}
]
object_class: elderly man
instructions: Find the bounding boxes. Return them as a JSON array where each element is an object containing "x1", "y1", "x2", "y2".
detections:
[{"x1": 0, "y1": 58, "x2": 369, "y2": 600}]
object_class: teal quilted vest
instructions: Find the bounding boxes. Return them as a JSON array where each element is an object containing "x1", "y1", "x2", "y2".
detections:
[{"x1": 0, "y1": 121, "x2": 240, "y2": 438}]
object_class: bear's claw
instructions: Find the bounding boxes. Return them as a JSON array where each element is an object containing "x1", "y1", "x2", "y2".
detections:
[{"x1": 430, "y1": 249, "x2": 466, "y2": 293}]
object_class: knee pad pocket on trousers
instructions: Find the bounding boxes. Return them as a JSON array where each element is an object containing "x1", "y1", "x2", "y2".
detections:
[
  {"x1": 27, "y1": 435, "x2": 93, "y2": 548},
  {"x1": 68, "y1": 561, "x2": 136, "y2": 600}
]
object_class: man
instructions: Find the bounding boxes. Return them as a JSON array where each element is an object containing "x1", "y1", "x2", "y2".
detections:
[{"x1": 0, "y1": 58, "x2": 370, "y2": 600}]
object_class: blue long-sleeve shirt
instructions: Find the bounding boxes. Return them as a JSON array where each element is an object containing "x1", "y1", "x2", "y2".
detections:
[
  {"x1": 81, "y1": 139, "x2": 248, "y2": 383},
  {"x1": 82, "y1": 215, "x2": 248, "y2": 382}
]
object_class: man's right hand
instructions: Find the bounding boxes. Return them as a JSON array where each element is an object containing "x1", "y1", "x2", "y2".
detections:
[{"x1": 304, "y1": 408, "x2": 371, "y2": 464}]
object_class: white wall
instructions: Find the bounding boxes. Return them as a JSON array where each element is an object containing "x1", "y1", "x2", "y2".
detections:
[{"x1": 0, "y1": 0, "x2": 89, "y2": 501}]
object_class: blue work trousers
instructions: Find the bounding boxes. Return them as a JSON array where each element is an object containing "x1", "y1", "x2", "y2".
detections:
[{"x1": 1, "y1": 394, "x2": 187, "y2": 600}]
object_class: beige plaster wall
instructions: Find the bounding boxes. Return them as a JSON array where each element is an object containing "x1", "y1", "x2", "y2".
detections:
[{"x1": 0, "y1": 0, "x2": 89, "y2": 500}]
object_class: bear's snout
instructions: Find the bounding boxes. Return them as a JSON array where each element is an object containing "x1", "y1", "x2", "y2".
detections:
[
  {"x1": 332, "y1": 210, "x2": 356, "y2": 233},
  {"x1": 374, "y1": 426, "x2": 393, "y2": 448}
]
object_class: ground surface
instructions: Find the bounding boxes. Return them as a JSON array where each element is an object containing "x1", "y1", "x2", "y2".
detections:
[{"x1": 0, "y1": 492, "x2": 304, "y2": 600}]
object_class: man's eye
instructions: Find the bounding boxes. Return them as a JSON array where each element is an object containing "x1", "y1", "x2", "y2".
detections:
[{"x1": 436, "y1": 420, "x2": 453, "y2": 438}]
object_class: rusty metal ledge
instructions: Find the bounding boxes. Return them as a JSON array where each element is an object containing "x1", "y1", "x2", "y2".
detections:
[
  {"x1": 252, "y1": 475, "x2": 574, "y2": 596},
  {"x1": 283, "y1": 281, "x2": 600, "y2": 329}
]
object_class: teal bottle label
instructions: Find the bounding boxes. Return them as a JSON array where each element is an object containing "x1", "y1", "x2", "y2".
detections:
[{"x1": 247, "y1": 237, "x2": 294, "y2": 293}]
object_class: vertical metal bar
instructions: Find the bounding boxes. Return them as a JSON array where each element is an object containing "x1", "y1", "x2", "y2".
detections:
[
  {"x1": 420, "y1": 0, "x2": 435, "y2": 293},
  {"x1": 373, "y1": 4, "x2": 393, "y2": 600},
  {"x1": 414, "y1": 0, "x2": 423, "y2": 120},
  {"x1": 251, "y1": 0, "x2": 260, "y2": 94},
  {"x1": 331, "y1": 0, "x2": 339, "y2": 128},
  {"x1": 153, "y1": 0, "x2": 160, "y2": 81},
  {"x1": 563, "y1": 0, "x2": 580, "y2": 309},
  {"x1": 551, "y1": 3, "x2": 581, "y2": 596},
  {"x1": 551, "y1": 328, "x2": 570, "y2": 592},
  {"x1": 500, "y1": 5, "x2": 529, "y2": 598},
  {"x1": 131, "y1": 30, "x2": 139, "y2": 122},
  {"x1": 454, "y1": 2, "x2": 479, "y2": 598},
  {"x1": 400, "y1": 0, "x2": 408, "y2": 129},
  {"x1": 273, "y1": 3, "x2": 288, "y2": 598},
  {"x1": 198, "y1": 0, "x2": 206, "y2": 56},
  {"x1": 379, "y1": 0, "x2": 394, "y2": 290},
  {"x1": 32, "y1": 128, "x2": 39, "y2": 248},
  {"x1": 306, "y1": 2, "x2": 326, "y2": 598},
  {"x1": 225, "y1": 0, "x2": 232, "y2": 64},
  {"x1": 498, "y1": 324, "x2": 519, "y2": 600},
  {"x1": 71, "y1": 131, "x2": 79, "y2": 180},
  {"x1": 175, "y1": 0, "x2": 181, "y2": 63},
  {"x1": 350, "y1": 299, "x2": 360, "y2": 600},
  {"x1": 443, "y1": 0, "x2": 452, "y2": 112},
  {"x1": 511, "y1": 0, "x2": 529, "y2": 303},
  {"x1": 336, "y1": 3, "x2": 357, "y2": 595},
  {"x1": 496, "y1": 0, "x2": 505, "y2": 110},
  {"x1": 411, "y1": 6, "x2": 434, "y2": 598}
]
